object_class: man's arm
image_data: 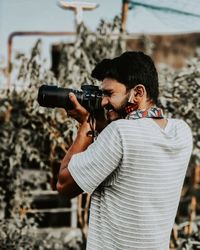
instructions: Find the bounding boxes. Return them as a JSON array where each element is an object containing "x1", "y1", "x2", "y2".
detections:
[
  {"x1": 57, "y1": 121, "x2": 93, "y2": 198},
  {"x1": 56, "y1": 93, "x2": 92, "y2": 199}
]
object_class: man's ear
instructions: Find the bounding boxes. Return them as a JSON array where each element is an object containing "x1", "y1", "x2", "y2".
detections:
[{"x1": 132, "y1": 85, "x2": 146, "y2": 102}]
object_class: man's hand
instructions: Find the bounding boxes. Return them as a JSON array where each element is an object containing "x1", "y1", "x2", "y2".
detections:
[
  {"x1": 67, "y1": 92, "x2": 89, "y2": 124},
  {"x1": 67, "y1": 92, "x2": 108, "y2": 132}
]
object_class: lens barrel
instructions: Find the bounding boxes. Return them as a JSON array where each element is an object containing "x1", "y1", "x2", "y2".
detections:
[
  {"x1": 37, "y1": 85, "x2": 78, "y2": 109},
  {"x1": 37, "y1": 84, "x2": 102, "y2": 111}
]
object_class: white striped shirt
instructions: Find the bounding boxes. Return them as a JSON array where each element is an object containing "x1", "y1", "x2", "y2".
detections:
[{"x1": 68, "y1": 117, "x2": 193, "y2": 250}]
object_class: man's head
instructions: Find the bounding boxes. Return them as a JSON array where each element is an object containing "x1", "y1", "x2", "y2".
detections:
[{"x1": 91, "y1": 51, "x2": 159, "y2": 122}]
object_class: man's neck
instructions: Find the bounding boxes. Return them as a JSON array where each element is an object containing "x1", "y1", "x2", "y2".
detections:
[{"x1": 137, "y1": 100, "x2": 154, "y2": 110}]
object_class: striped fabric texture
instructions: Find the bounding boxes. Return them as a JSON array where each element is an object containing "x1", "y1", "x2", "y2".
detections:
[{"x1": 68, "y1": 118, "x2": 193, "y2": 250}]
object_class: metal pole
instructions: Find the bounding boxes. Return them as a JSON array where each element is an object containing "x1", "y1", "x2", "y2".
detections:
[
  {"x1": 7, "y1": 31, "x2": 76, "y2": 88},
  {"x1": 121, "y1": 0, "x2": 130, "y2": 33}
]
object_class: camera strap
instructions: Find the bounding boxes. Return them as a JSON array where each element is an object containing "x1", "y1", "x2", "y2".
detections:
[{"x1": 87, "y1": 113, "x2": 98, "y2": 141}]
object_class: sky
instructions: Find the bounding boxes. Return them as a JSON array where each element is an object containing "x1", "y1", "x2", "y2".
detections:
[
  {"x1": 0, "y1": 0, "x2": 200, "y2": 86},
  {"x1": 0, "y1": 0, "x2": 121, "y2": 69}
]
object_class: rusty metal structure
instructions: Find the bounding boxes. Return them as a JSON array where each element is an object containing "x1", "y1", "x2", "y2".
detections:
[{"x1": 7, "y1": 31, "x2": 76, "y2": 88}]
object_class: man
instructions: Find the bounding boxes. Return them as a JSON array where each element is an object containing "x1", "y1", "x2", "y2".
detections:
[{"x1": 57, "y1": 51, "x2": 193, "y2": 250}]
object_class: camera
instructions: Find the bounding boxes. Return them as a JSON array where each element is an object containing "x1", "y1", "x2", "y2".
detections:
[{"x1": 37, "y1": 85, "x2": 102, "y2": 112}]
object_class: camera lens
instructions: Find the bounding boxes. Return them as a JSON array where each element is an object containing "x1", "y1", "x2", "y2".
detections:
[{"x1": 37, "y1": 85, "x2": 74, "y2": 109}]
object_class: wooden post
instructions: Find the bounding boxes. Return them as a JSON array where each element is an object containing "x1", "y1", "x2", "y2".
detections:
[
  {"x1": 121, "y1": 0, "x2": 130, "y2": 32},
  {"x1": 187, "y1": 165, "x2": 200, "y2": 234}
]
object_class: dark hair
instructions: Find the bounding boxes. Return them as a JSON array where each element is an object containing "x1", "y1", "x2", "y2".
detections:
[{"x1": 91, "y1": 51, "x2": 159, "y2": 104}]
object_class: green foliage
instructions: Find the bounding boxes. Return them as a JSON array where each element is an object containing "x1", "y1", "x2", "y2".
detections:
[
  {"x1": 158, "y1": 55, "x2": 200, "y2": 249},
  {"x1": 0, "y1": 19, "x2": 125, "y2": 249},
  {"x1": 158, "y1": 54, "x2": 200, "y2": 166},
  {"x1": 0, "y1": 41, "x2": 72, "y2": 220},
  {"x1": 57, "y1": 17, "x2": 125, "y2": 87},
  {"x1": 0, "y1": 217, "x2": 84, "y2": 250},
  {"x1": 0, "y1": 216, "x2": 37, "y2": 250}
]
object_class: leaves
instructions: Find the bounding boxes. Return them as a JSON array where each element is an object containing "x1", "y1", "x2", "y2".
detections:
[
  {"x1": 0, "y1": 18, "x2": 125, "y2": 249},
  {"x1": 158, "y1": 56, "x2": 200, "y2": 165}
]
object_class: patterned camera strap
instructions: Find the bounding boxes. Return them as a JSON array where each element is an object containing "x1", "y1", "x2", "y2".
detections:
[{"x1": 126, "y1": 107, "x2": 164, "y2": 120}]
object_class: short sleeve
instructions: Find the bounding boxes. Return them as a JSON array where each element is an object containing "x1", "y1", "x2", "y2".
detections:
[{"x1": 68, "y1": 121, "x2": 123, "y2": 194}]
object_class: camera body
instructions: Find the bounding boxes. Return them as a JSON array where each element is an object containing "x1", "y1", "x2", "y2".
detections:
[{"x1": 37, "y1": 85, "x2": 102, "y2": 112}]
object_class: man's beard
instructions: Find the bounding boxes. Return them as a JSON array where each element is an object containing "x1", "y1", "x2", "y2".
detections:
[{"x1": 104, "y1": 96, "x2": 129, "y2": 122}]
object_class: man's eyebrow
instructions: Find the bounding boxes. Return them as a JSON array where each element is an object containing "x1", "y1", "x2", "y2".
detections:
[{"x1": 102, "y1": 89, "x2": 113, "y2": 93}]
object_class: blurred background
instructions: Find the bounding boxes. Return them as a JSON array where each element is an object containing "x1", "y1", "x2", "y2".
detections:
[{"x1": 0, "y1": 1, "x2": 200, "y2": 249}]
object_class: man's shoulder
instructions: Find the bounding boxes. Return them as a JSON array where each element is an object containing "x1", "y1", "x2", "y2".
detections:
[
  {"x1": 168, "y1": 118, "x2": 192, "y2": 131},
  {"x1": 167, "y1": 119, "x2": 193, "y2": 144},
  {"x1": 98, "y1": 119, "x2": 131, "y2": 140}
]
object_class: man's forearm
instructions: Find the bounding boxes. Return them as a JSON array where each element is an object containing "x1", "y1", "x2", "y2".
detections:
[
  {"x1": 60, "y1": 121, "x2": 93, "y2": 170},
  {"x1": 57, "y1": 121, "x2": 93, "y2": 196},
  {"x1": 56, "y1": 92, "x2": 95, "y2": 197}
]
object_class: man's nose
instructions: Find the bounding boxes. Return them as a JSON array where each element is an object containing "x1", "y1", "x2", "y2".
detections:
[{"x1": 101, "y1": 96, "x2": 109, "y2": 107}]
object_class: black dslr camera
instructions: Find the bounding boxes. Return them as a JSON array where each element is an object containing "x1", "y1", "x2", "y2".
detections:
[{"x1": 37, "y1": 85, "x2": 102, "y2": 112}]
